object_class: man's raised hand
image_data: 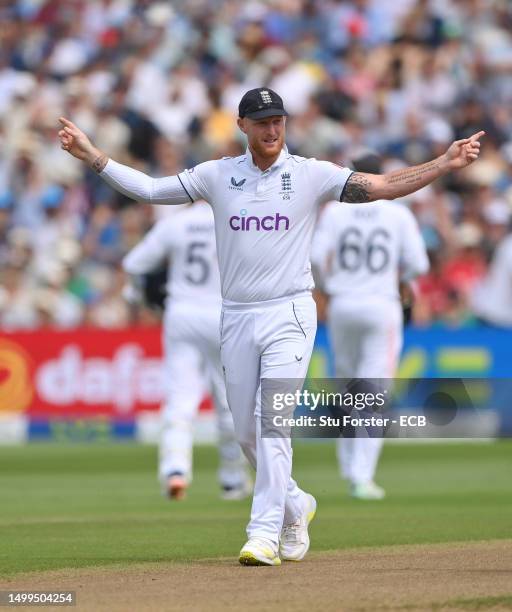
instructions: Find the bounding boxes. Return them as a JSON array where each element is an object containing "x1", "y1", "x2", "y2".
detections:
[
  {"x1": 58, "y1": 117, "x2": 107, "y2": 172},
  {"x1": 445, "y1": 131, "x2": 485, "y2": 170}
]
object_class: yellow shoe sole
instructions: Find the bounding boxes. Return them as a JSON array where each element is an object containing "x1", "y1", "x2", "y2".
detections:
[
  {"x1": 307, "y1": 505, "x2": 316, "y2": 524},
  {"x1": 239, "y1": 551, "x2": 281, "y2": 566}
]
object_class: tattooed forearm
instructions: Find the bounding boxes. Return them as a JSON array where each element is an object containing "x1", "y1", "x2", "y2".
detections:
[
  {"x1": 342, "y1": 173, "x2": 372, "y2": 203},
  {"x1": 91, "y1": 154, "x2": 108, "y2": 173},
  {"x1": 375, "y1": 154, "x2": 450, "y2": 200},
  {"x1": 385, "y1": 159, "x2": 442, "y2": 186},
  {"x1": 340, "y1": 155, "x2": 449, "y2": 204}
]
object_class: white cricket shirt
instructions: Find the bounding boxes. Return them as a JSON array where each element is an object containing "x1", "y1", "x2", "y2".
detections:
[
  {"x1": 122, "y1": 202, "x2": 221, "y2": 305},
  {"x1": 311, "y1": 200, "x2": 429, "y2": 301},
  {"x1": 178, "y1": 147, "x2": 353, "y2": 303}
]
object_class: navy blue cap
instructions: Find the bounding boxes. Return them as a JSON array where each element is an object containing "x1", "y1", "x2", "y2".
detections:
[{"x1": 238, "y1": 88, "x2": 288, "y2": 120}]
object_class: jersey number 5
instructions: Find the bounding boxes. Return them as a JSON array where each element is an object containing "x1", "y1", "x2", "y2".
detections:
[{"x1": 185, "y1": 241, "x2": 210, "y2": 285}]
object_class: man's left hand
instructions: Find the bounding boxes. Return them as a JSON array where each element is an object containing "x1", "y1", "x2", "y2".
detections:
[{"x1": 445, "y1": 131, "x2": 485, "y2": 170}]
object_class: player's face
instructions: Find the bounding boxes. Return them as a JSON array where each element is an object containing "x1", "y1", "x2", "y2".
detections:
[{"x1": 238, "y1": 116, "x2": 286, "y2": 160}]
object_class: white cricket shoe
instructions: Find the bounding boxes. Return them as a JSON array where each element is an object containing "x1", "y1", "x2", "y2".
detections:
[
  {"x1": 350, "y1": 481, "x2": 385, "y2": 500},
  {"x1": 280, "y1": 493, "x2": 317, "y2": 562},
  {"x1": 221, "y1": 477, "x2": 253, "y2": 501},
  {"x1": 239, "y1": 537, "x2": 281, "y2": 566}
]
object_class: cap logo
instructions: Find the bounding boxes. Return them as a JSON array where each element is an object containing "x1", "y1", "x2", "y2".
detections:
[{"x1": 260, "y1": 90, "x2": 272, "y2": 104}]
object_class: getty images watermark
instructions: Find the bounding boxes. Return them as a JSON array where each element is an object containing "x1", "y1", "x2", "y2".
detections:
[{"x1": 260, "y1": 378, "x2": 512, "y2": 439}]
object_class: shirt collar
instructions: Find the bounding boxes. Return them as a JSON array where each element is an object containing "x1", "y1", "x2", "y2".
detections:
[{"x1": 245, "y1": 145, "x2": 288, "y2": 173}]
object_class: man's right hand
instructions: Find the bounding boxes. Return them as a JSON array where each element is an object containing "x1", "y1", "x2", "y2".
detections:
[{"x1": 58, "y1": 117, "x2": 108, "y2": 171}]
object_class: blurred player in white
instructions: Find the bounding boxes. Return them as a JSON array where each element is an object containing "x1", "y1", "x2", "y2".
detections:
[
  {"x1": 312, "y1": 154, "x2": 429, "y2": 500},
  {"x1": 123, "y1": 202, "x2": 249, "y2": 501},
  {"x1": 471, "y1": 233, "x2": 512, "y2": 327},
  {"x1": 59, "y1": 86, "x2": 483, "y2": 566}
]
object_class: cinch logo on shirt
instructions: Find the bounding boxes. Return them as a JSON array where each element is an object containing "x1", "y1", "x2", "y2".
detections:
[{"x1": 229, "y1": 209, "x2": 290, "y2": 231}]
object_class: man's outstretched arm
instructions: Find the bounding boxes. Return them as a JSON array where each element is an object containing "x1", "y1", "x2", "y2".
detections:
[
  {"x1": 58, "y1": 117, "x2": 192, "y2": 205},
  {"x1": 342, "y1": 131, "x2": 484, "y2": 203}
]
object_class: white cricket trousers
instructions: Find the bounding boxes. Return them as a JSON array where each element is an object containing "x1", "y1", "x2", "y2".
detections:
[
  {"x1": 220, "y1": 292, "x2": 317, "y2": 545},
  {"x1": 328, "y1": 296, "x2": 403, "y2": 485},
  {"x1": 160, "y1": 300, "x2": 246, "y2": 490}
]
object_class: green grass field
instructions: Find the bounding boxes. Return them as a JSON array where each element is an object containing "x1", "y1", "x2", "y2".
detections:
[{"x1": 1, "y1": 441, "x2": 511, "y2": 577}]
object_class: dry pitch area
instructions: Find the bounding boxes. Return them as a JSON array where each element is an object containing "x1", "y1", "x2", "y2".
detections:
[
  {"x1": 2, "y1": 443, "x2": 511, "y2": 611},
  {"x1": 2, "y1": 540, "x2": 511, "y2": 612}
]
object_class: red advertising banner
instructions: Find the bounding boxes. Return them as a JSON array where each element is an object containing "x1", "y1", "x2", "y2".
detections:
[{"x1": 0, "y1": 327, "x2": 180, "y2": 418}]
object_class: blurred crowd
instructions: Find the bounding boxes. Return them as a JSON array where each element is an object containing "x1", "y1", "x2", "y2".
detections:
[{"x1": 1, "y1": 0, "x2": 512, "y2": 330}]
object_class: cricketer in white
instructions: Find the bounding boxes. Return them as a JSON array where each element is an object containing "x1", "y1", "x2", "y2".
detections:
[
  {"x1": 101, "y1": 144, "x2": 345, "y2": 561},
  {"x1": 58, "y1": 86, "x2": 484, "y2": 567},
  {"x1": 122, "y1": 203, "x2": 250, "y2": 501},
  {"x1": 312, "y1": 190, "x2": 429, "y2": 500}
]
